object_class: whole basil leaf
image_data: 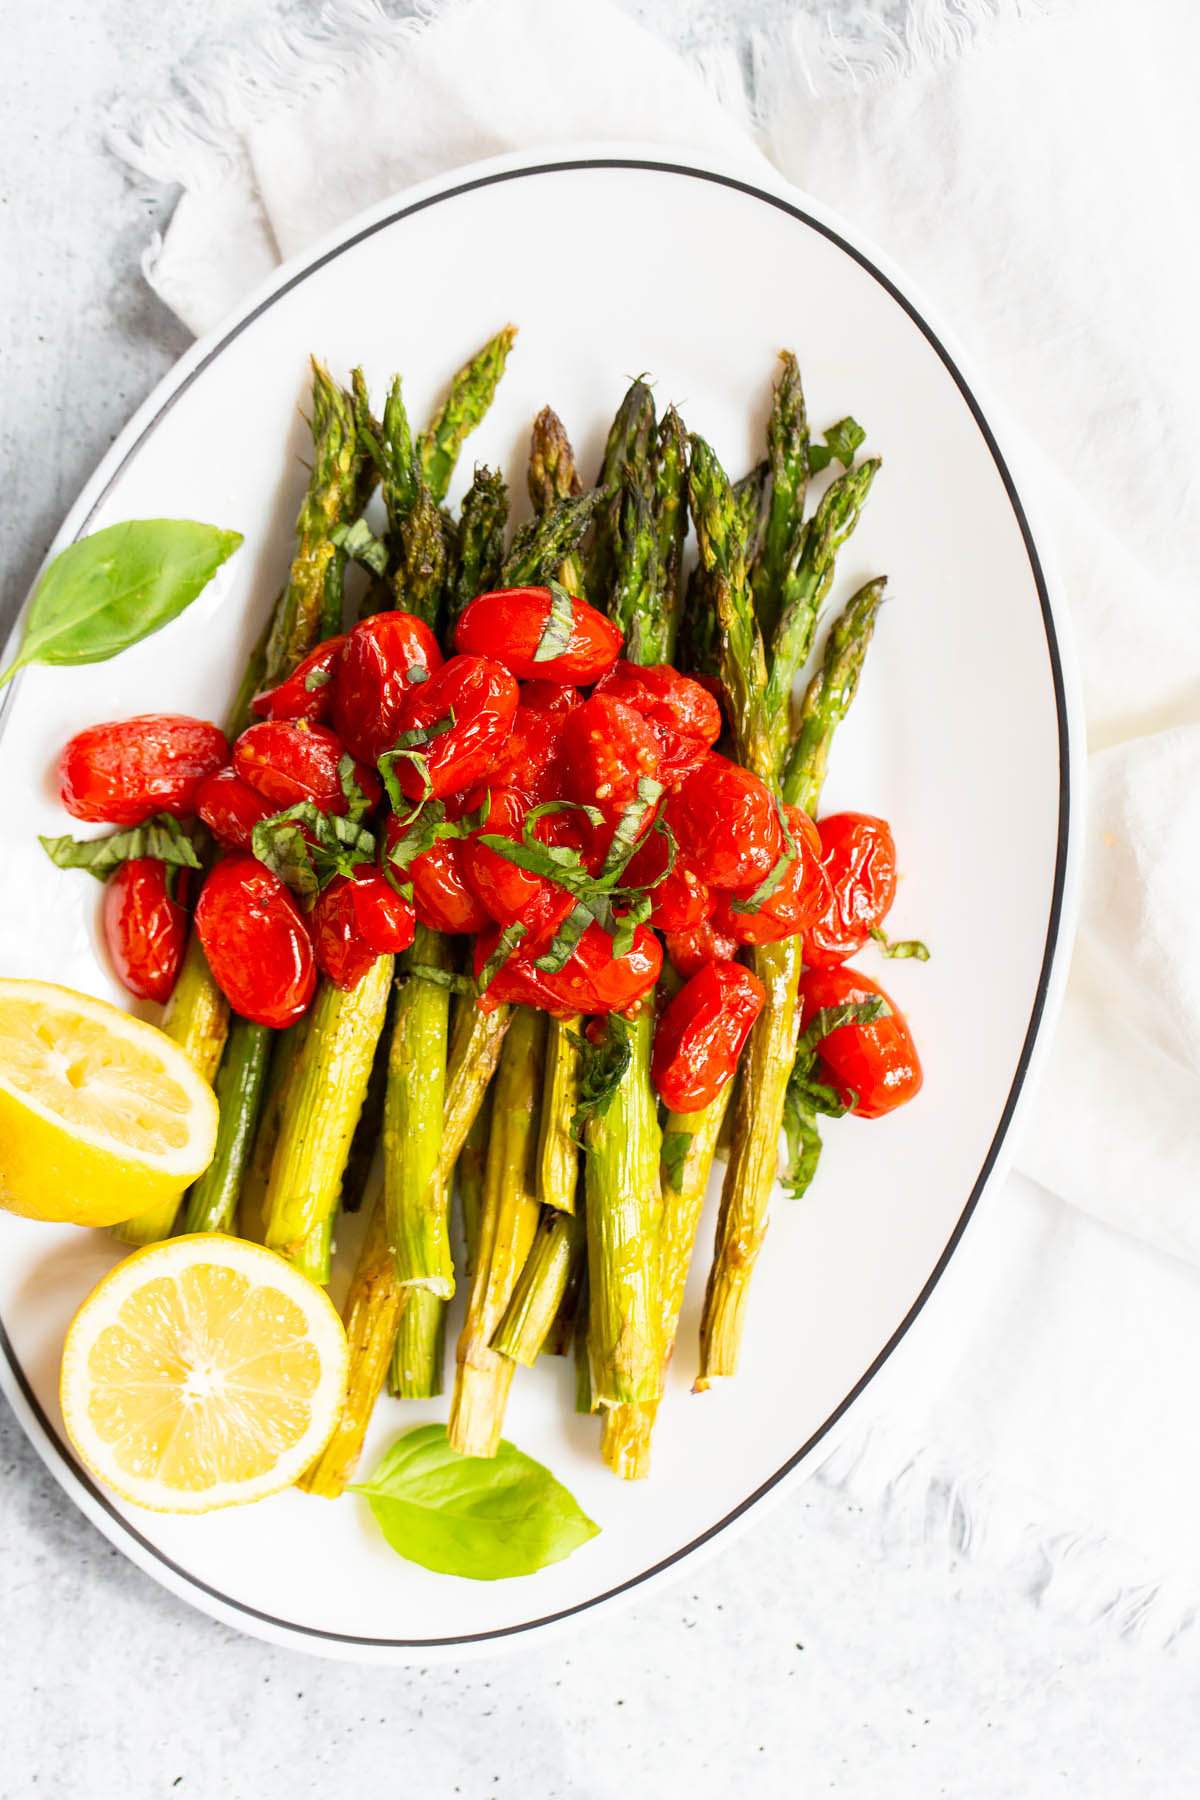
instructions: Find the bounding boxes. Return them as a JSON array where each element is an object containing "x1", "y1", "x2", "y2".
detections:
[
  {"x1": 0, "y1": 518, "x2": 243, "y2": 689},
  {"x1": 351, "y1": 1424, "x2": 600, "y2": 1581}
]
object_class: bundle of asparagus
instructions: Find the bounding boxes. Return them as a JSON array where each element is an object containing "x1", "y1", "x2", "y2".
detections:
[{"x1": 96, "y1": 333, "x2": 917, "y2": 1500}]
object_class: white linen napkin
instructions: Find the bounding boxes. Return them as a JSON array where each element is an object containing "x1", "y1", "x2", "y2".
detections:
[{"x1": 110, "y1": 0, "x2": 1200, "y2": 1641}]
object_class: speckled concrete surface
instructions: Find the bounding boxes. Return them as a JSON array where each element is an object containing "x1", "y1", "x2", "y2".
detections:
[{"x1": 3, "y1": 6, "x2": 1199, "y2": 1796}]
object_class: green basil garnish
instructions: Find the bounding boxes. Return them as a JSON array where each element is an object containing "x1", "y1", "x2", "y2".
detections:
[
  {"x1": 351, "y1": 1424, "x2": 599, "y2": 1581},
  {"x1": 531, "y1": 578, "x2": 576, "y2": 663},
  {"x1": 807, "y1": 416, "x2": 866, "y2": 474},
  {"x1": 39, "y1": 813, "x2": 203, "y2": 883},
  {"x1": 0, "y1": 519, "x2": 242, "y2": 689},
  {"x1": 330, "y1": 517, "x2": 390, "y2": 579}
]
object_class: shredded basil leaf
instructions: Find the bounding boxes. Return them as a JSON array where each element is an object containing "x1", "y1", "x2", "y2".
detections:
[
  {"x1": 870, "y1": 926, "x2": 931, "y2": 961},
  {"x1": 405, "y1": 962, "x2": 474, "y2": 993},
  {"x1": 597, "y1": 776, "x2": 663, "y2": 881},
  {"x1": 531, "y1": 578, "x2": 576, "y2": 664},
  {"x1": 338, "y1": 754, "x2": 372, "y2": 822},
  {"x1": 661, "y1": 1128, "x2": 693, "y2": 1191},
  {"x1": 330, "y1": 516, "x2": 390, "y2": 579},
  {"x1": 571, "y1": 1015, "x2": 632, "y2": 1136},
  {"x1": 389, "y1": 709, "x2": 456, "y2": 753},
  {"x1": 250, "y1": 802, "x2": 376, "y2": 902},
  {"x1": 39, "y1": 813, "x2": 203, "y2": 883},
  {"x1": 793, "y1": 997, "x2": 890, "y2": 1071},
  {"x1": 304, "y1": 662, "x2": 334, "y2": 692},
  {"x1": 532, "y1": 899, "x2": 595, "y2": 974},
  {"x1": 476, "y1": 920, "x2": 528, "y2": 995},
  {"x1": 378, "y1": 745, "x2": 434, "y2": 814},
  {"x1": 807, "y1": 416, "x2": 866, "y2": 474},
  {"x1": 728, "y1": 793, "x2": 798, "y2": 916}
]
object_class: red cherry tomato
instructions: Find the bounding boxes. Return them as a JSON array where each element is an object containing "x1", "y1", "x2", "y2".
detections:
[
  {"x1": 663, "y1": 917, "x2": 742, "y2": 978},
  {"x1": 803, "y1": 813, "x2": 899, "y2": 967},
  {"x1": 651, "y1": 961, "x2": 766, "y2": 1113},
  {"x1": 382, "y1": 812, "x2": 490, "y2": 936},
  {"x1": 594, "y1": 661, "x2": 722, "y2": 783},
  {"x1": 540, "y1": 919, "x2": 662, "y2": 1015},
  {"x1": 312, "y1": 873, "x2": 415, "y2": 990},
  {"x1": 194, "y1": 854, "x2": 315, "y2": 1028},
  {"x1": 621, "y1": 827, "x2": 713, "y2": 932},
  {"x1": 233, "y1": 721, "x2": 381, "y2": 815},
  {"x1": 519, "y1": 680, "x2": 580, "y2": 715},
  {"x1": 195, "y1": 766, "x2": 277, "y2": 851},
  {"x1": 57, "y1": 714, "x2": 229, "y2": 828},
  {"x1": 561, "y1": 694, "x2": 662, "y2": 820},
  {"x1": 713, "y1": 806, "x2": 830, "y2": 946},
  {"x1": 459, "y1": 789, "x2": 584, "y2": 928},
  {"x1": 251, "y1": 636, "x2": 347, "y2": 724},
  {"x1": 473, "y1": 914, "x2": 662, "y2": 1017},
  {"x1": 797, "y1": 964, "x2": 923, "y2": 1119},
  {"x1": 664, "y1": 753, "x2": 782, "y2": 890},
  {"x1": 485, "y1": 706, "x2": 567, "y2": 802},
  {"x1": 390, "y1": 655, "x2": 519, "y2": 801},
  {"x1": 101, "y1": 858, "x2": 189, "y2": 1005},
  {"x1": 331, "y1": 612, "x2": 444, "y2": 764},
  {"x1": 454, "y1": 586, "x2": 622, "y2": 684}
]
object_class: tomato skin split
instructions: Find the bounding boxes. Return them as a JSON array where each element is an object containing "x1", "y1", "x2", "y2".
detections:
[
  {"x1": 194, "y1": 854, "x2": 316, "y2": 1029},
  {"x1": 713, "y1": 806, "x2": 830, "y2": 947},
  {"x1": 664, "y1": 753, "x2": 782, "y2": 890},
  {"x1": 594, "y1": 660, "x2": 721, "y2": 783},
  {"x1": 101, "y1": 858, "x2": 190, "y2": 1005},
  {"x1": 663, "y1": 917, "x2": 741, "y2": 979},
  {"x1": 797, "y1": 964, "x2": 923, "y2": 1119},
  {"x1": 454, "y1": 586, "x2": 622, "y2": 684},
  {"x1": 651, "y1": 960, "x2": 766, "y2": 1113},
  {"x1": 58, "y1": 714, "x2": 229, "y2": 827}
]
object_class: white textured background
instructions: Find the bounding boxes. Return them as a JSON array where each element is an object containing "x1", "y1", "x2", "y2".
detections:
[{"x1": 3, "y1": 4, "x2": 1199, "y2": 1795}]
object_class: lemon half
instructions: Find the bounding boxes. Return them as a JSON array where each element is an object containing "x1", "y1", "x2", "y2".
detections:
[
  {"x1": 60, "y1": 1234, "x2": 348, "y2": 1512},
  {"x1": 0, "y1": 978, "x2": 218, "y2": 1227}
]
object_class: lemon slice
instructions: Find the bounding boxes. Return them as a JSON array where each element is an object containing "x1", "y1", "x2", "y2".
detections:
[
  {"x1": 60, "y1": 1234, "x2": 348, "y2": 1512},
  {"x1": 0, "y1": 979, "x2": 218, "y2": 1228}
]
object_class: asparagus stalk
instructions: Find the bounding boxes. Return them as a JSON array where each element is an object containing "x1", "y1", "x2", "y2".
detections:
[
  {"x1": 448, "y1": 1007, "x2": 547, "y2": 1457},
  {"x1": 262, "y1": 955, "x2": 394, "y2": 1259},
  {"x1": 418, "y1": 325, "x2": 517, "y2": 504},
  {"x1": 696, "y1": 419, "x2": 883, "y2": 1383},
  {"x1": 299, "y1": 997, "x2": 509, "y2": 1497},
  {"x1": 457, "y1": 1079, "x2": 492, "y2": 1279},
  {"x1": 444, "y1": 465, "x2": 508, "y2": 638},
  {"x1": 182, "y1": 1018, "x2": 272, "y2": 1234},
  {"x1": 538, "y1": 1015, "x2": 581, "y2": 1215},
  {"x1": 587, "y1": 378, "x2": 656, "y2": 608},
  {"x1": 782, "y1": 578, "x2": 886, "y2": 815},
  {"x1": 491, "y1": 1209, "x2": 582, "y2": 1365},
  {"x1": 234, "y1": 1020, "x2": 304, "y2": 1241},
  {"x1": 750, "y1": 350, "x2": 810, "y2": 646},
  {"x1": 384, "y1": 928, "x2": 453, "y2": 1397},
  {"x1": 501, "y1": 488, "x2": 605, "y2": 588},
  {"x1": 585, "y1": 1007, "x2": 663, "y2": 1408}
]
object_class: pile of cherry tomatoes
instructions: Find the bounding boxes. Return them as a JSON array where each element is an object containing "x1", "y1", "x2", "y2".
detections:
[{"x1": 54, "y1": 583, "x2": 921, "y2": 1121}]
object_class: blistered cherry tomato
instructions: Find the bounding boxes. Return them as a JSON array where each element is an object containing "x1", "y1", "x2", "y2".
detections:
[
  {"x1": 233, "y1": 721, "x2": 381, "y2": 815},
  {"x1": 594, "y1": 661, "x2": 722, "y2": 783},
  {"x1": 651, "y1": 961, "x2": 766, "y2": 1113},
  {"x1": 455, "y1": 586, "x2": 622, "y2": 684},
  {"x1": 101, "y1": 858, "x2": 189, "y2": 1004},
  {"x1": 803, "y1": 813, "x2": 899, "y2": 967},
  {"x1": 519, "y1": 680, "x2": 580, "y2": 715},
  {"x1": 561, "y1": 694, "x2": 661, "y2": 821},
  {"x1": 713, "y1": 806, "x2": 829, "y2": 946},
  {"x1": 411, "y1": 840, "x2": 492, "y2": 935},
  {"x1": 664, "y1": 753, "x2": 782, "y2": 890},
  {"x1": 195, "y1": 766, "x2": 277, "y2": 851},
  {"x1": 664, "y1": 917, "x2": 741, "y2": 978},
  {"x1": 195, "y1": 855, "x2": 315, "y2": 1028},
  {"x1": 622, "y1": 828, "x2": 713, "y2": 932},
  {"x1": 312, "y1": 872, "x2": 416, "y2": 989},
  {"x1": 390, "y1": 656, "x2": 518, "y2": 801},
  {"x1": 331, "y1": 612, "x2": 443, "y2": 764},
  {"x1": 485, "y1": 706, "x2": 567, "y2": 802},
  {"x1": 460, "y1": 789, "x2": 582, "y2": 927},
  {"x1": 251, "y1": 636, "x2": 346, "y2": 724},
  {"x1": 473, "y1": 914, "x2": 661, "y2": 1017},
  {"x1": 57, "y1": 714, "x2": 229, "y2": 827},
  {"x1": 797, "y1": 964, "x2": 923, "y2": 1119}
]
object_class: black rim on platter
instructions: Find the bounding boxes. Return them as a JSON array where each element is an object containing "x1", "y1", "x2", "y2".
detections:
[{"x1": 0, "y1": 156, "x2": 1072, "y2": 1650}]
